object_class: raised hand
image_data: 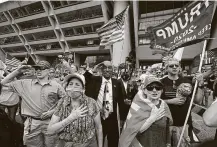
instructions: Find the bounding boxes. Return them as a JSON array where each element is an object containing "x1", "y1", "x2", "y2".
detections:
[
  {"x1": 17, "y1": 65, "x2": 32, "y2": 73},
  {"x1": 61, "y1": 59, "x2": 70, "y2": 68}
]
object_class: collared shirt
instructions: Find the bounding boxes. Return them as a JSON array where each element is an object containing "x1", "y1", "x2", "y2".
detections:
[
  {"x1": 97, "y1": 77, "x2": 113, "y2": 111},
  {"x1": 7, "y1": 78, "x2": 66, "y2": 117},
  {"x1": 121, "y1": 79, "x2": 128, "y2": 93}
]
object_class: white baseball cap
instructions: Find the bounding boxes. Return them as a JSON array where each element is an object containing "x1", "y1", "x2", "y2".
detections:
[{"x1": 64, "y1": 73, "x2": 85, "y2": 87}]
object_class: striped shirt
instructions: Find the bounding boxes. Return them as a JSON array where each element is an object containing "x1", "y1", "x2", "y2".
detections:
[{"x1": 161, "y1": 76, "x2": 192, "y2": 126}]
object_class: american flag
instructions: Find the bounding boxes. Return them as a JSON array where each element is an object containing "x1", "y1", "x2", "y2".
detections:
[
  {"x1": 97, "y1": 6, "x2": 129, "y2": 46},
  {"x1": 5, "y1": 53, "x2": 21, "y2": 67}
]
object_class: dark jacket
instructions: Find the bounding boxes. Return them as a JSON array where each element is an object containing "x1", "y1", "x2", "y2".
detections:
[
  {"x1": 84, "y1": 71, "x2": 125, "y2": 121},
  {"x1": 0, "y1": 109, "x2": 24, "y2": 147},
  {"x1": 118, "y1": 78, "x2": 138, "y2": 120}
]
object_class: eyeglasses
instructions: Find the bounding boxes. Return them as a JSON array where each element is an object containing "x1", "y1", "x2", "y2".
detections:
[
  {"x1": 168, "y1": 64, "x2": 179, "y2": 68},
  {"x1": 146, "y1": 85, "x2": 163, "y2": 91}
]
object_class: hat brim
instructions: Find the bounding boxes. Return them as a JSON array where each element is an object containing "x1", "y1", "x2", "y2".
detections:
[
  {"x1": 146, "y1": 81, "x2": 163, "y2": 87},
  {"x1": 64, "y1": 74, "x2": 84, "y2": 87}
]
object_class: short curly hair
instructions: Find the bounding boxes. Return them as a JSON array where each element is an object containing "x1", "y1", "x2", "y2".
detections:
[{"x1": 165, "y1": 58, "x2": 180, "y2": 69}]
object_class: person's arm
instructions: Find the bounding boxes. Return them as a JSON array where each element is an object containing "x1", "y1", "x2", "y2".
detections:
[
  {"x1": 94, "y1": 113, "x2": 103, "y2": 147},
  {"x1": 203, "y1": 100, "x2": 217, "y2": 127},
  {"x1": 1, "y1": 69, "x2": 20, "y2": 85},
  {"x1": 194, "y1": 73, "x2": 205, "y2": 104},
  {"x1": 61, "y1": 59, "x2": 76, "y2": 74},
  {"x1": 194, "y1": 87, "x2": 205, "y2": 104},
  {"x1": 202, "y1": 69, "x2": 212, "y2": 80},
  {"x1": 41, "y1": 85, "x2": 67, "y2": 120},
  {"x1": 164, "y1": 98, "x2": 185, "y2": 105},
  {"x1": 1, "y1": 65, "x2": 31, "y2": 85},
  {"x1": 47, "y1": 105, "x2": 88, "y2": 134},
  {"x1": 160, "y1": 80, "x2": 184, "y2": 105}
]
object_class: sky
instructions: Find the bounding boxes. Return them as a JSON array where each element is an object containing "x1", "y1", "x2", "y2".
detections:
[{"x1": 0, "y1": 0, "x2": 9, "y2": 4}]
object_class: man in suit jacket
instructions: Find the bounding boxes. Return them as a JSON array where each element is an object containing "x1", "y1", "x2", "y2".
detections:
[
  {"x1": 84, "y1": 61, "x2": 125, "y2": 147},
  {"x1": 118, "y1": 68, "x2": 138, "y2": 122}
]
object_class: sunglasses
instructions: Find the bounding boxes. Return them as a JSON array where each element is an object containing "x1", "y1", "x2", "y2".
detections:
[
  {"x1": 168, "y1": 64, "x2": 179, "y2": 68},
  {"x1": 34, "y1": 66, "x2": 48, "y2": 70},
  {"x1": 146, "y1": 85, "x2": 163, "y2": 91}
]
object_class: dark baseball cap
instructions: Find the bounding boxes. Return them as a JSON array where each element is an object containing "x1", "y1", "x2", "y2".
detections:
[{"x1": 32, "y1": 60, "x2": 51, "y2": 69}]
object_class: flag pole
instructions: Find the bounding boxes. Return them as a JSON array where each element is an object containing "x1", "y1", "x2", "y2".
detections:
[
  {"x1": 177, "y1": 39, "x2": 207, "y2": 147},
  {"x1": 117, "y1": 6, "x2": 129, "y2": 75}
]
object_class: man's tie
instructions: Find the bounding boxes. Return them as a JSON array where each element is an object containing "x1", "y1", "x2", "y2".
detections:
[{"x1": 102, "y1": 81, "x2": 110, "y2": 120}]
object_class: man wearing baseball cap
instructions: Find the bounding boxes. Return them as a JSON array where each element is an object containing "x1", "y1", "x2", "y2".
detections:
[{"x1": 1, "y1": 60, "x2": 67, "y2": 147}]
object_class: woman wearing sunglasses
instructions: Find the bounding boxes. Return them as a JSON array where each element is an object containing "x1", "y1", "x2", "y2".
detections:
[
  {"x1": 119, "y1": 76, "x2": 173, "y2": 147},
  {"x1": 47, "y1": 73, "x2": 103, "y2": 147}
]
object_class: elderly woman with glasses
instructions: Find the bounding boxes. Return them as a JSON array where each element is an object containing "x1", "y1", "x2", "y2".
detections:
[
  {"x1": 48, "y1": 73, "x2": 103, "y2": 147},
  {"x1": 119, "y1": 76, "x2": 173, "y2": 147}
]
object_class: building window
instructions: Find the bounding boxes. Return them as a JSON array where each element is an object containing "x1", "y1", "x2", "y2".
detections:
[
  {"x1": 84, "y1": 26, "x2": 93, "y2": 33},
  {"x1": 139, "y1": 19, "x2": 165, "y2": 31},
  {"x1": 18, "y1": 17, "x2": 50, "y2": 31},
  {"x1": 0, "y1": 25, "x2": 15, "y2": 35},
  {"x1": 94, "y1": 39, "x2": 100, "y2": 45},
  {"x1": 87, "y1": 40, "x2": 94, "y2": 45},
  {"x1": 0, "y1": 12, "x2": 7, "y2": 23},
  {"x1": 57, "y1": 5, "x2": 103, "y2": 24},
  {"x1": 139, "y1": 37, "x2": 150, "y2": 45},
  {"x1": 3, "y1": 46, "x2": 26, "y2": 53},
  {"x1": 68, "y1": 38, "x2": 100, "y2": 48},
  {"x1": 63, "y1": 27, "x2": 74, "y2": 36},
  {"x1": 92, "y1": 23, "x2": 103, "y2": 32},
  {"x1": 0, "y1": 36, "x2": 21, "y2": 45},
  {"x1": 25, "y1": 30, "x2": 56, "y2": 41},
  {"x1": 32, "y1": 42, "x2": 61, "y2": 51},
  {"x1": 74, "y1": 27, "x2": 83, "y2": 35},
  {"x1": 51, "y1": 1, "x2": 86, "y2": 9},
  {"x1": 10, "y1": 2, "x2": 44, "y2": 19}
]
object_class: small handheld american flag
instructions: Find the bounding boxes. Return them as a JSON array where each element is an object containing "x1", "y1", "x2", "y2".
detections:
[{"x1": 5, "y1": 53, "x2": 21, "y2": 67}]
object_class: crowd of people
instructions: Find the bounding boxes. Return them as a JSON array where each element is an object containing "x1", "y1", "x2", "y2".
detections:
[{"x1": 0, "y1": 57, "x2": 217, "y2": 147}]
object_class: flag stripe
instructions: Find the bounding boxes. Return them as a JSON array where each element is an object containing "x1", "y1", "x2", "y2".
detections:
[
  {"x1": 97, "y1": 6, "x2": 129, "y2": 46},
  {"x1": 100, "y1": 25, "x2": 125, "y2": 38},
  {"x1": 100, "y1": 26, "x2": 125, "y2": 44},
  {"x1": 97, "y1": 18, "x2": 116, "y2": 32},
  {"x1": 5, "y1": 53, "x2": 21, "y2": 67}
]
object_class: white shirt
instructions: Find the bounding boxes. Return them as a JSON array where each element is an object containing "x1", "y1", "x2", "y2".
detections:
[{"x1": 97, "y1": 77, "x2": 113, "y2": 112}]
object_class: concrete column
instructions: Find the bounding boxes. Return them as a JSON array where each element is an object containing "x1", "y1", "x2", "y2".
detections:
[
  {"x1": 112, "y1": 1, "x2": 131, "y2": 67},
  {"x1": 207, "y1": 2, "x2": 217, "y2": 50},
  {"x1": 74, "y1": 53, "x2": 80, "y2": 67},
  {"x1": 132, "y1": 1, "x2": 139, "y2": 68}
]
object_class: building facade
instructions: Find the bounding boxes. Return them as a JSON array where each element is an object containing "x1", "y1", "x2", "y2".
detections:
[
  {"x1": 0, "y1": 1, "x2": 113, "y2": 65},
  {"x1": 1, "y1": 1, "x2": 217, "y2": 69},
  {"x1": 133, "y1": 1, "x2": 217, "y2": 70}
]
